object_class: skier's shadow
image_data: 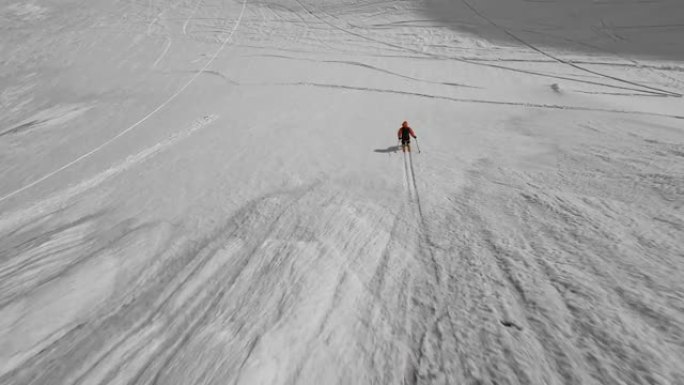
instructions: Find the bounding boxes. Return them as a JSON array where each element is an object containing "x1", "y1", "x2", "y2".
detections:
[{"x1": 374, "y1": 145, "x2": 401, "y2": 154}]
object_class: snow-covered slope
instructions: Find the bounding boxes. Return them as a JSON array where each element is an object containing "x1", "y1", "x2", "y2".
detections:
[{"x1": 1, "y1": 0, "x2": 682, "y2": 384}]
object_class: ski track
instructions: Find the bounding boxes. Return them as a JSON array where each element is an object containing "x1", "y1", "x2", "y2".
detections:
[
  {"x1": 399, "y1": 149, "x2": 450, "y2": 384},
  {"x1": 152, "y1": 37, "x2": 173, "y2": 68},
  {"x1": 182, "y1": 0, "x2": 204, "y2": 35},
  {"x1": 0, "y1": 115, "x2": 218, "y2": 236},
  {"x1": 0, "y1": 177, "x2": 431, "y2": 384}
]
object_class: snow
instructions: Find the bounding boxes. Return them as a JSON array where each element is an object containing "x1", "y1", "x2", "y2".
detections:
[{"x1": 1, "y1": 0, "x2": 683, "y2": 384}]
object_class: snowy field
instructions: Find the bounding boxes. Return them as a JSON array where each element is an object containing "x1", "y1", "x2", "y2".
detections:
[{"x1": 1, "y1": 0, "x2": 683, "y2": 384}]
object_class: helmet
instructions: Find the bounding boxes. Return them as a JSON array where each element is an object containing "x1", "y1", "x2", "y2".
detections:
[{"x1": 402, "y1": 121, "x2": 408, "y2": 127}]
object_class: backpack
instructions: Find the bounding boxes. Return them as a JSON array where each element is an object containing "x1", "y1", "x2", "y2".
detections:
[{"x1": 401, "y1": 127, "x2": 411, "y2": 140}]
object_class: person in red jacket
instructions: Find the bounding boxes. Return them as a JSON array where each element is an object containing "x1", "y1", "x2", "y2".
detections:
[{"x1": 397, "y1": 121, "x2": 417, "y2": 152}]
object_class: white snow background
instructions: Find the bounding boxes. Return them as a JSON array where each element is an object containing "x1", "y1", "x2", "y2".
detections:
[{"x1": 0, "y1": 0, "x2": 683, "y2": 384}]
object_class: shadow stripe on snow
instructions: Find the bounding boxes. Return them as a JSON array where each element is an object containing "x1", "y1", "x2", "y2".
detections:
[
  {"x1": 2, "y1": 184, "x2": 319, "y2": 385},
  {"x1": 274, "y1": 82, "x2": 684, "y2": 120},
  {"x1": 292, "y1": 0, "x2": 678, "y2": 98}
]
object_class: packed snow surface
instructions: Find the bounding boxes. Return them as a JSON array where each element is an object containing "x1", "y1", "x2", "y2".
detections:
[{"x1": 1, "y1": 0, "x2": 683, "y2": 384}]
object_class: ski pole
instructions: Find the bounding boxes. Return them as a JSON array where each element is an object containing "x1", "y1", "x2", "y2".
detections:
[{"x1": 415, "y1": 138, "x2": 421, "y2": 153}]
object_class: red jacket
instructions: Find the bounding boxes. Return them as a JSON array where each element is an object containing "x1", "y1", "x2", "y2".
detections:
[{"x1": 398, "y1": 126, "x2": 416, "y2": 141}]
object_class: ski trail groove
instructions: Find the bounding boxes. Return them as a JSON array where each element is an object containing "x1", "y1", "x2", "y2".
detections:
[
  {"x1": 152, "y1": 37, "x2": 173, "y2": 68},
  {"x1": 408, "y1": 151, "x2": 424, "y2": 219},
  {"x1": 403, "y1": 151, "x2": 413, "y2": 200},
  {"x1": 400, "y1": 150, "x2": 450, "y2": 384},
  {"x1": 183, "y1": 0, "x2": 204, "y2": 35},
  {"x1": 0, "y1": 115, "x2": 218, "y2": 235}
]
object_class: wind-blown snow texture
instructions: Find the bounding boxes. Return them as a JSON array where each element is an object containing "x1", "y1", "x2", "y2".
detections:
[{"x1": 1, "y1": 0, "x2": 683, "y2": 384}]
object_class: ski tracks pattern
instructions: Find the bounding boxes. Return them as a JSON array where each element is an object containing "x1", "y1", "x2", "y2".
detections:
[
  {"x1": 0, "y1": 178, "x2": 423, "y2": 385},
  {"x1": 399, "y1": 150, "x2": 451, "y2": 384}
]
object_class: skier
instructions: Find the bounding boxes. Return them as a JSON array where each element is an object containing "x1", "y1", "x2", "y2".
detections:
[{"x1": 397, "y1": 121, "x2": 417, "y2": 152}]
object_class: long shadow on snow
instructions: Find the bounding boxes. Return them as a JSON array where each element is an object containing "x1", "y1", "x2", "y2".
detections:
[
  {"x1": 0, "y1": 183, "x2": 320, "y2": 385},
  {"x1": 374, "y1": 145, "x2": 401, "y2": 154},
  {"x1": 420, "y1": 0, "x2": 684, "y2": 62}
]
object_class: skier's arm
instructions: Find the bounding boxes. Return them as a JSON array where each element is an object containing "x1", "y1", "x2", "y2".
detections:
[
  {"x1": 397, "y1": 128, "x2": 402, "y2": 140},
  {"x1": 409, "y1": 128, "x2": 417, "y2": 138}
]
